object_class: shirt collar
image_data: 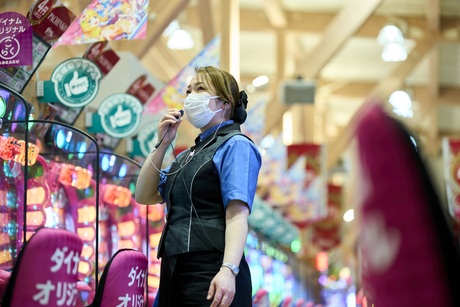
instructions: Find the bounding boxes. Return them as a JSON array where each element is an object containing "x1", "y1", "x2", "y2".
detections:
[{"x1": 199, "y1": 120, "x2": 234, "y2": 141}]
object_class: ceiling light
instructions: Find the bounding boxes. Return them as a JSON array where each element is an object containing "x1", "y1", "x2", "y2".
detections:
[
  {"x1": 388, "y1": 90, "x2": 413, "y2": 118},
  {"x1": 167, "y1": 29, "x2": 194, "y2": 50},
  {"x1": 377, "y1": 25, "x2": 407, "y2": 63},
  {"x1": 381, "y1": 42, "x2": 407, "y2": 62},
  {"x1": 260, "y1": 135, "x2": 275, "y2": 148},
  {"x1": 246, "y1": 84, "x2": 256, "y2": 93},
  {"x1": 163, "y1": 20, "x2": 180, "y2": 37},
  {"x1": 252, "y1": 75, "x2": 269, "y2": 88},
  {"x1": 343, "y1": 209, "x2": 354, "y2": 222},
  {"x1": 377, "y1": 25, "x2": 404, "y2": 46}
]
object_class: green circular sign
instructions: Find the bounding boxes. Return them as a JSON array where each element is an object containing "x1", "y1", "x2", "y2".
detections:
[
  {"x1": 137, "y1": 120, "x2": 160, "y2": 157},
  {"x1": 51, "y1": 58, "x2": 102, "y2": 108},
  {"x1": 98, "y1": 93, "x2": 143, "y2": 138},
  {"x1": 0, "y1": 97, "x2": 6, "y2": 118}
]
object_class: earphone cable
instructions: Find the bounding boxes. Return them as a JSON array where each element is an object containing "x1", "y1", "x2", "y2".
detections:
[{"x1": 148, "y1": 119, "x2": 225, "y2": 176}]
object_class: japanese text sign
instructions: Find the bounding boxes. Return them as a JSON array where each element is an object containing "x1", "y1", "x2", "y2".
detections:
[{"x1": 0, "y1": 12, "x2": 33, "y2": 68}]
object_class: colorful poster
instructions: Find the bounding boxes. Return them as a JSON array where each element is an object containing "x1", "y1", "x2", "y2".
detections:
[
  {"x1": 55, "y1": 0, "x2": 149, "y2": 46},
  {"x1": 310, "y1": 184, "x2": 342, "y2": 251},
  {"x1": 143, "y1": 35, "x2": 221, "y2": 115},
  {"x1": 261, "y1": 142, "x2": 328, "y2": 228},
  {"x1": 0, "y1": 12, "x2": 33, "y2": 68}
]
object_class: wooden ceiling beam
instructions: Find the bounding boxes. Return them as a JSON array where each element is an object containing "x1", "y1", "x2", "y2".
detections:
[
  {"x1": 296, "y1": 0, "x2": 384, "y2": 78},
  {"x1": 197, "y1": 0, "x2": 215, "y2": 44},
  {"x1": 263, "y1": 30, "x2": 289, "y2": 136},
  {"x1": 423, "y1": 0, "x2": 440, "y2": 156},
  {"x1": 185, "y1": 7, "x2": 438, "y2": 39},
  {"x1": 136, "y1": 0, "x2": 191, "y2": 60},
  {"x1": 142, "y1": 49, "x2": 172, "y2": 82},
  {"x1": 220, "y1": 0, "x2": 240, "y2": 79},
  {"x1": 369, "y1": 39, "x2": 433, "y2": 98},
  {"x1": 317, "y1": 82, "x2": 460, "y2": 106},
  {"x1": 264, "y1": 0, "x2": 384, "y2": 136},
  {"x1": 263, "y1": 0, "x2": 287, "y2": 29},
  {"x1": 154, "y1": 37, "x2": 189, "y2": 78},
  {"x1": 326, "y1": 37, "x2": 434, "y2": 170}
]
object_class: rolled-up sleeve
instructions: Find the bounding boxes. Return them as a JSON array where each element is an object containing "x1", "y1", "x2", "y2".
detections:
[{"x1": 214, "y1": 135, "x2": 262, "y2": 212}]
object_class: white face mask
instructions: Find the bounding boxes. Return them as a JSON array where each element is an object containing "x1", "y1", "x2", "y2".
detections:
[{"x1": 183, "y1": 94, "x2": 222, "y2": 129}]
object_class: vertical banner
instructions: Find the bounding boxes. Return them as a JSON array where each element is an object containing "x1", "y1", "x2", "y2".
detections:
[
  {"x1": 143, "y1": 35, "x2": 221, "y2": 115},
  {"x1": 442, "y1": 137, "x2": 460, "y2": 222},
  {"x1": 285, "y1": 143, "x2": 328, "y2": 228},
  {"x1": 55, "y1": 0, "x2": 149, "y2": 46},
  {"x1": 0, "y1": 12, "x2": 37, "y2": 93},
  {"x1": 311, "y1": 184, "x2": 342, "y2": 251},
  {"x1": 0, "y1": 12, "x2": 33, "y2": 68}
]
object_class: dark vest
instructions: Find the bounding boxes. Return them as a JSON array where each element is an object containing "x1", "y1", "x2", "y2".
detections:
[{"x1": 157, "y1": 123, "x2": 248, "y2": 258}]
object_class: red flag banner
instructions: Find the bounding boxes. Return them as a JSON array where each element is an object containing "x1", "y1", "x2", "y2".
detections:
[
  {"x1": 285, "y1": 143, "x2": 328, "y2": 228},
  {"x1": 27, "y1": 0, "x2": 76, "y2": 45},
  {"x1": 83, "y1": 41, "x2": 120, "y2": 76},
  {"x1": 127, "y1": 74, "x2": 155, "y2": 104},
  {"x1": 287, "y1": 143, "x2": 321, "y2": 171},
  {"x1": 310, "y1": 183, "x2": 342, "y2": 251}
]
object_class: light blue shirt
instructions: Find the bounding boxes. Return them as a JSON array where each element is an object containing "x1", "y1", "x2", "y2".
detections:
[{"x1": 159, "y1": 121, "x2": 261, "y2": 211}]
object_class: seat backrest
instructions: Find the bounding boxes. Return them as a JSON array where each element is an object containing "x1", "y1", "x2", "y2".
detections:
[
  {"x1": 355, "y1": 104, "x2": 460, "y2": 307},
  {"x1": 89, "y1": 248, "x2": 147, "y2": 307},
  {"x1": 252, "y1": 288, "x2": 270, "y2": 307},
  {"x1": 2, "y1": 227, "x2": 83, "y2": 307}
]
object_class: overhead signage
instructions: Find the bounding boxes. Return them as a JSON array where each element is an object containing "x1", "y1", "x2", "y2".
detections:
[
  {"x1": 0, "y1": 96, "x2": 6, "y2": 117},
  {"x1": 0, "y1": 33, "x2": 50, "y2": 93},
  {"x1": 88, "y1": 93, "x2": 143, "y2": 138},
  {"x1": 0, "y1": 12, "x2": 33, "y2": 68},
  {"x1": 127, "y1": 119, "x2": 179, "y2": 158},
  {"x1": 27, "y1": 0, "x2": 76, "y2": 45},
  {"x1": 137, "y1": 121, "x2": 158, "y2": 157},
  {"x1": 127, "y1": 74, "x2": 155, "y2": 104},
  {"x1": 83, "y1": 41, "x2": 120, "y2": 76},
  {"x1": 38, "y1": 57, "x2": 102, "y2": 108},
  {"x1": 54, "y1": 0, "x2": 149, "y2": 46}
]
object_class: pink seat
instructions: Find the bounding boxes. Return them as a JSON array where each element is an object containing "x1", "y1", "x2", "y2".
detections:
[
  {"x1": 252, "y1": 288, "x2": 270, "y2": 307},
  {"x1": 355, "y1": 104, "x2": 460, "y2": 307},
  {"x1": 1, "y1": 227, "x2": 83, "y2": 307},
  {"x1": 87, "y1": 248, "x2": 147, "y2": 307}
]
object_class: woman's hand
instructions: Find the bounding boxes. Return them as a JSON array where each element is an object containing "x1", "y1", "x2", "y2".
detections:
[
  {"x1": 207, "y1": 267, "x2": 236, "y2": 307},
  {"x1": 157, "y1": 109, "x2": 183, "y2": 148}
]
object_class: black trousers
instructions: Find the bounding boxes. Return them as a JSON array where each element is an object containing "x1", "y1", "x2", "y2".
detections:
[{"x1": 158, "y1": 251, "x2": 252, "y2": 307}]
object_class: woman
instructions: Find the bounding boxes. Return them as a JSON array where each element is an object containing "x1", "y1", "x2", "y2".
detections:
[{"x1": 135, "y1": 66, "x2": 262, "y2": 307}]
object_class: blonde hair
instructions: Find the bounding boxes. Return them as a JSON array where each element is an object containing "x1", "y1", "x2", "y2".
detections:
[{"x1": 195, "y1": 66, "x2": 240, "y2": 120}]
